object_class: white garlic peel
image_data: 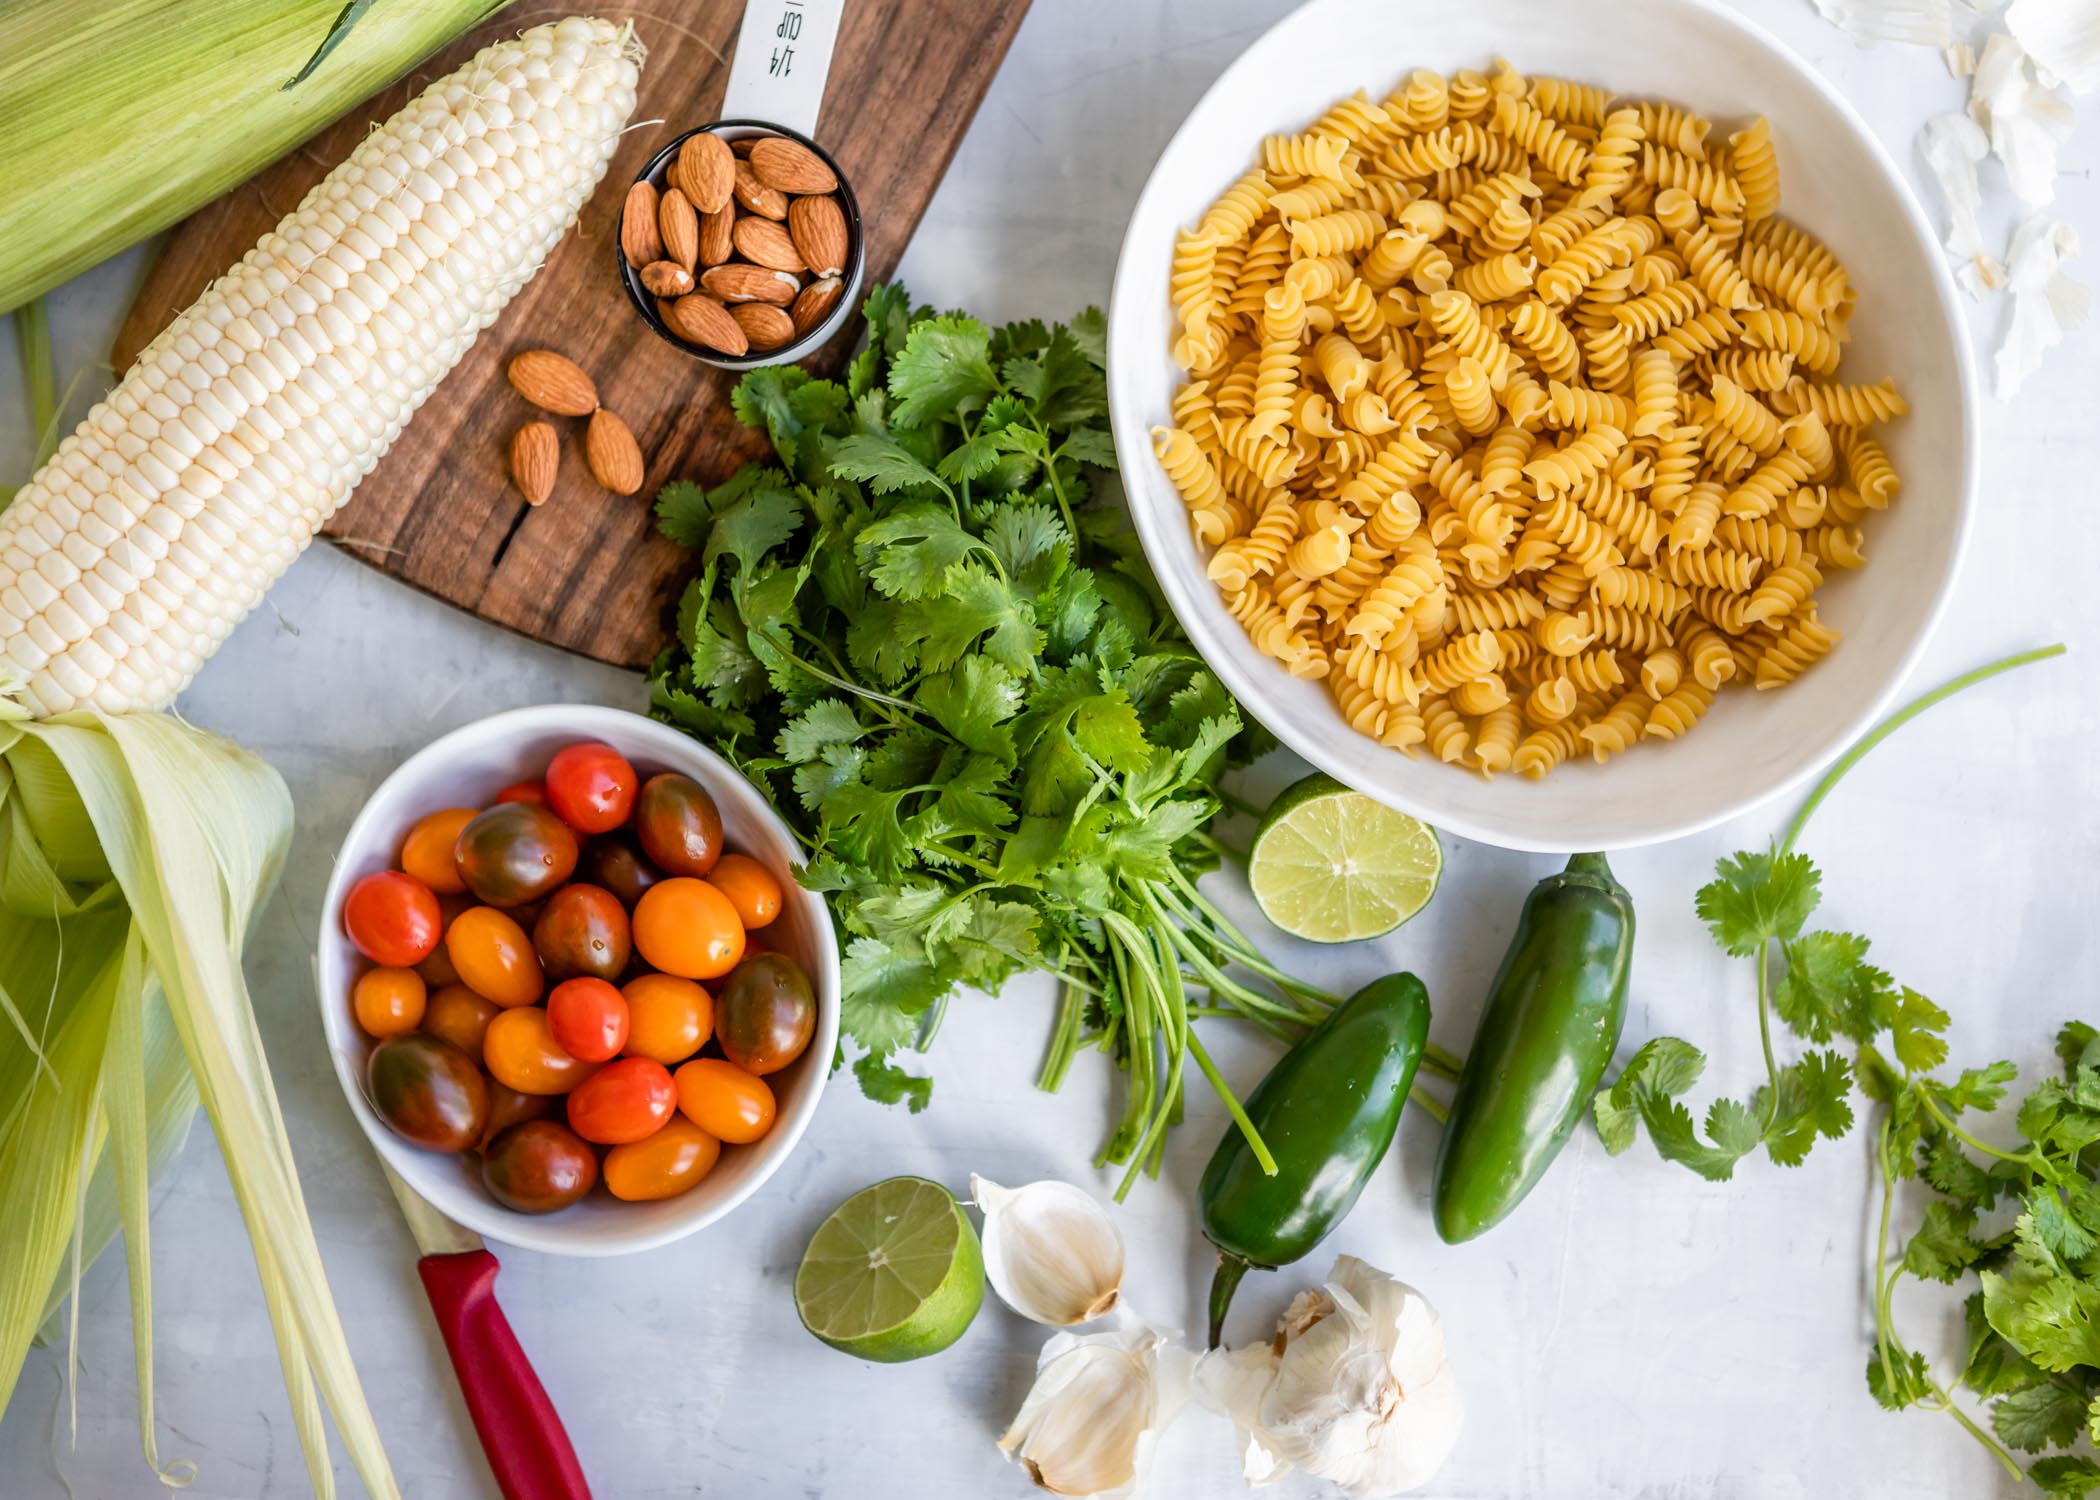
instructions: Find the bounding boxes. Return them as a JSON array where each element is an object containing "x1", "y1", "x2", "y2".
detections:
[
  {"x1": 1970, "y1": 31, "x2": 2076, "y2": 207},
  {"x1": 1810, "y1": 0, "x2": 1955, "y2": 47},
  {"x1": 998, "y1": 1311, "x2": 1194, "y2": 1498},
  {"x1": 1919, "y1": 112, "x2": 1991, "y2": 261},
  {"x1": 972, "y1": 1175, "x2": 1125, "y2": 1326},
  {"x1": 1997, "y1": 214, "x2": 2089, "y2": 396},
  {"x1": 1195, "y1": 1256, "x2": 1464, "y2": 1498},
  {"x1": 2008, "y1": 0, "x2": 2100, "y2": 94}
]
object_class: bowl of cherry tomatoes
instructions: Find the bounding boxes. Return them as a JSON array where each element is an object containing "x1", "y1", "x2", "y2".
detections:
[{"x1": 316, "y1": 704, "x2": 840, "y2": 1256}]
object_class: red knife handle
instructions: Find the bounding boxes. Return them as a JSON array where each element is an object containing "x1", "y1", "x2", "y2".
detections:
[{"x1": 417, "y1": 1249, "x2": 592, "y2": 1500}]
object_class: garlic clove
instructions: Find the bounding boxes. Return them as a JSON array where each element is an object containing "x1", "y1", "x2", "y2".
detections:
[
  {"x1": 998, "y1": 1311, "x2": 1193, "y2": 1498},
  {"x1": 1191, "y1": 1341, "x2": 1291, "y2": 1485},
  {"x1": 972, "y1": 1174, "x2": 1125, "y2": 1326}
]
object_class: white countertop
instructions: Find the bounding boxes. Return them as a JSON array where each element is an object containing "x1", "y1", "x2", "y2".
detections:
[{"x1": 2, "y1": 3, "x2": 2095, "y2": 1496}]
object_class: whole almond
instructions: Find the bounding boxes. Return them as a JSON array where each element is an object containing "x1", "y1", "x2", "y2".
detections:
[
  {"x1": 701, "y1": 263, "x2": 801, "y2": 306},
  {"x1": 750, "y1": 136, "x2": 838, "y2": 195},
  {"x1": 699, "y1": 203, "x2": 735, "y2": 267},
  {"x1": 730, "y1": 137, "x2": 756, "y2": 157},
  {"x1": 674, "y1": 132, "x2": 735, "y2": 215},
  {"x1": 732, "y1": 216, "x2": 807, "y2": 273},
  {"x1": 731, "y1": 302, "x2": 796, "y2": 351},
  {"x1": 659, "y1": 187, "x2": 699, "y2": 271},
  {"x1": 507, "y1": 350, "x2": 598, "y2": 415},
  {"x1": 733, "y1": 161, "x2": 789, "y2": 220},
  {"x1": 790, "y1": 276, "x2": 845, "y2": 338},
  {"x1": 664, "y1": 294, "x2": 750, "y2": 355},
  {"x1": 585, "y1": 408, "x2": 646, "y2": 495},
  {"x1": 620, "y1": 181, "x2": 663, "y2": 267},
  {"x1": 639, "y1": 260, "x2": 695, "y2": 297},
  {"x1": 509, "y1": 421, "x2": 558, "y2": 506},
  {"x1": 787, "y1": 195, "x2": 849, "y2": 278}
]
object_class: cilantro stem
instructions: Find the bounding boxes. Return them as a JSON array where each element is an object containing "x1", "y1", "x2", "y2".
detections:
[
  {"x1": 1119, "y1": 916, "x2": 1191, "y2": 1200},
  {"x1": 1033, "y1": 416, "x2": 1078, "y2": 540},
  {"x1": 748, "y1": 618, "x2": 926, "y2": 718},
  {"x1": 1211, "y1": 784, "x2": 1263, "y2": 821},
  {"x1": 1187, "y1": 1027, "x2": 1278, "y2": 1176},
  {"x1": 1197, "y1": 829, "x2": 1251, "y2": 866},
  {"x1": 1040, "y1": 982, "x2": 1087, "y2": 1091},
  {"x1": 1914, "y1": 1089, "x2": 2037, "y2": 1169},
  {"x1": 1755, "y1": 939, "x2": 1782, "y2": 1137},
  {"x1": 1421, "y1": 1045, "x2": 1464, "y2": 1082},
  {"x1": 1408, "y1": 1084, "x2": 1450, "y2": 1125},
  {"x1": 1927, "y1": 1377, "x2": 2022, "y2": 1481}
]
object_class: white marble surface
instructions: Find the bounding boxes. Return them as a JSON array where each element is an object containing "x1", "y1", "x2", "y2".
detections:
[{"x1": 1, "y1": 3, "x2": 2095, "y2": 1496}]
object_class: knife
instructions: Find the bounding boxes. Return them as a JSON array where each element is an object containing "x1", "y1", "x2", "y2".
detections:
[{"x1": 382, "y1": 1160, "x2": 593, "y2": 1500}]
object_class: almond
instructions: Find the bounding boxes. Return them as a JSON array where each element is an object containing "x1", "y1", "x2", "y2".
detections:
[
  {"x1": 509, "y1": 421, "x2": 558, "y2": 506},
  {"x1": 732, "y1": 216, "x2": 807, "y2": 273},
  {"x1": 639, "y1": 260, "x2": 696, "y2": 297},
  {"x1": 620, "y1": 181, "x2": 663, "y2": 267},
  {"x1": 790, "y1": 276, "x2": 845, "y2": 338},
  {"x1": 674, "y1": 131, "x2": 736, "y2": 215},
  {"x1": 664, "y1": 294, "x2": 750, "y2": 356},
  {"x1": 699, "y1": 203, "x2": 736, "y2": 267},
  {"x1": 750, "y1": 136, "x2": 838, "y2": 196},
  {"x1": 658, "y1": 186, "x2": 699, "y2": 271},
  {"x1": 701, "y1": 263, "x2": 801, "y2": 306},
  {"x1": 733, "y1": 161, "x2": 789, "y2": 220},
  {"x1": 731, "y1": 302, "x2": 796, "y2": 351},
  {"x1": 585, "y1": 408, "x2": 646, "y2": 495},
  {"x1": 730, "y1": 137, "x2": 756, "y2": 157},
  {"x1": 787, "y1": 195, "x2": 849, "y2": 278},
  {"x1": 507, "y1": 350, "x2": 598, "y2": 416}
]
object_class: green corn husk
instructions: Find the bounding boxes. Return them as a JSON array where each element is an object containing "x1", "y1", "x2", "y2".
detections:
[{"x1": 0, "y1": 0, "x2": 505, "y2": 314}]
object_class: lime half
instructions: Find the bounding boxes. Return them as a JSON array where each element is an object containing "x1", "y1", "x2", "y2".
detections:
[
  {"x1": 795, "y1": 1176, "x2": 983, "y2": 1362},
  {"x1": 1247, "y1": 773, "x2": 1443, "y2": 943}
]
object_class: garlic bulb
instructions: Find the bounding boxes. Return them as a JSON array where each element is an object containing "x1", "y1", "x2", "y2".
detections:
[
  {"x1": 972, "y1": 1175, "x2": 1125, "y2": 1325},
  {"x1": 1194, "y1": 1256, "x2": 1463, "y2": 1496},
  {"x1": 999, "y1": 1310, "x2": 1193, "y2": 1497}
]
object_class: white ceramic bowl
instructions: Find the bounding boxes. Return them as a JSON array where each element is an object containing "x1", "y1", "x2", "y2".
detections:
[
  {"x1": 1108, "y1": 0, "x2": 1976, "y2": 851},
  {"x1": 316, "y1": 705, "x2": 840, "y2": 1257}
]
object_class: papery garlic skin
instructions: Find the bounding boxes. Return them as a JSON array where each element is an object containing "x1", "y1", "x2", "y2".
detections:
[
  {"x1": 1195, "y1": 1256, "x2": 1463, "y2": 1497},
  {"x1": 973, "y1": 1175, "x2": 1125, "y2": 1326},
  {"x1": 999, "y1": 1312, "x2": 1194, "y2": 1498}
]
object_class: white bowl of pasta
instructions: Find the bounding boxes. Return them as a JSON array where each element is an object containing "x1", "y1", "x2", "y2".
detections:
[{"x1": 1106, "y1": 0, "x2": 1975, "y2": 852}]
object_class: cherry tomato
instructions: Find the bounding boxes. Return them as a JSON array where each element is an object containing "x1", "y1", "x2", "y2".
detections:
[
  {"x1": 565, "y1": 1057, "x2": 677, "y2": 1145},
  {"x1": 634, "y1": 772, "x2": 724, "y2": 877},
  {"x1": 496, "y1": 779, "x2": 546, "y2": 805},
  {"x1": 368, "y1": 1034, "x2": 488, "y2": 1152},
  {"x1": 478, "y1": 1081, "x2": 557, "y2": 1149},
  {"x1": 400, "y1": 807, "x2": 476, "y2": 895},
  {"x1": 454, "y1": 802, "x2": 579, "y2": 908},
  {"x1": 343, "y1": 870, "x2": 442, "y2": 967},
  {"x1": 445, "y1": 907, "x2": 544, "y2": 1008},
  {"x1": 482, "y1": 1120, "x2": 599, "y2": 1214},
  {"x1": 632, "y1": 878, "x2": 744, "y2": 980},
  {"x1": 544, "y1": 742, "x2": 639, "y2": 835},
  {"x1": 715, "y1": 953, "x2": 816, "y2": 1075},
  {"x1": 580, "y1": 829, "x2": 662, "y2": 908},
  {"x1": 620, "y1": 973, "x2": 712, "y2": 1065},
  {"x1": 423, "y1": 984, "x2": 499, "y2": 1062},
  {"x1": 532, "y1": 884, "x2": 632, "y2": 983},
  {"x1": 352, "y1": 966, "x2": 426, "y2": 1039},
  {"x1": 483, "y1": 1007, "x2": 596, "y2": 1095},
  {"x1": 546, "y1": 978, "x2": 630, "y2": 1063},
  {"x1": 674, "y1": 1057, "x2": 776, "y2": 1144},
  {"x1": 705, "y1": 853, "x2": 782, "y2": 929},
  {"x1": 602, "y1": 1116, "x2": 720, "y2": 1201}
]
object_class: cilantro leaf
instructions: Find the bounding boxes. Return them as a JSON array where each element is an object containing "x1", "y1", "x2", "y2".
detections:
[
  {"x1": 857, "y1": 503, "x2": 982, "y2": 598},
  {"x1": 889, "y1": 314, "x2": 999, "y2": 427},
  {"x1": 839, "y1": 936, "x2": 946, "y2": 1053},
  {"x1": 1994, "y1": 1381, "x2": 2090, "y2": 1453},
  {"x1": 654, "y1": 479, "x2": 713, "y2": 548},
  {"x1": 1984, "y1": 1249, "x2": 2100, "y2": 1373},
  {"x1": 2028, "y1": 1186, "x2": 2100, "y2": 1263},
  {"x1": 2031, "y1": 1457, "x2": 2100, "y2": 1498},
  {"x1": 1890, "y1": 988, "x2": 1952, "y2": 1075},
  {"x1": 1903, "y1": 1201, "x2": 1984, "y2": 1282},
  {"x1": 1635, "y1": 1089, "x2": 1760, "y2": 1181},
  {"x1": 1774, "y1": 930, "x2": 1892, "y2": 1043},
  {"x1": 1694, "y1": 849, "x2": 1822, "y2": 955},
  {"x1": 853, "y1": 1051, "x2": 932, "y2": 1113},
  {"x1": 703, "y1": 476, "x2": 803, "y2": 575},
  {"x1": 1761, "y1": 1049, "x2": 1855, "y2": 1166},
  {"x1": 917, "y1": 658, "x2": 1021, "y2": 762},
  {"x1": 1937, "y1": 1059, "x2": 2021, "y2": 1115},
  {"x1": 778, "y1": 700, "x2": 863, "y2": 764},
  {"x1": 1866, "y1": 1347, "x2": 1933, "y2": 1411}
]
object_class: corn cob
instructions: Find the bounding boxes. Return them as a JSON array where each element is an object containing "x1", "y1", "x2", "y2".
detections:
[{"x1": 0, "y1": 17, "x2": 642, "y2": 717}]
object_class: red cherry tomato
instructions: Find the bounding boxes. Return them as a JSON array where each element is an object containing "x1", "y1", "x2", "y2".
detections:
[
  {"x1": 565, "y1": 1057, "x2": 677, "y2": 1145},
  {"x1": 544, "y1": 742, "x2": 639, "y2": 835},
  {"x1": 343, "y1": 871, "x2": 443, "y2": 966},
  {"x1": 496, "y1": 779, "x2": 546, "y2": 806},
  {"x1": 546, "y1": 977, "x2": 631, "y2": 1063}
]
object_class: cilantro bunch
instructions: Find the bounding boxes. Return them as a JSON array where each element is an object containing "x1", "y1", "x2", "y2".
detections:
[{"x1": 646, "y1": 286, "x2": 1331, "y2": 1195}]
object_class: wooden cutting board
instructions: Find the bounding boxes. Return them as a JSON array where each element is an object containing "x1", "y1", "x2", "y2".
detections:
[{"x1": 115, "y1": 0, "x2": 1031, "y2": 669}]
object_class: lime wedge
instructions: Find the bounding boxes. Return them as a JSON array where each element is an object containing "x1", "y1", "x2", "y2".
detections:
[
  {"x1": 1247, "y1": 773, "x2": 1442, "y2": 943},
  {"x1": 794, "y1": 1176, "x2": 983, "y2": 1362}
]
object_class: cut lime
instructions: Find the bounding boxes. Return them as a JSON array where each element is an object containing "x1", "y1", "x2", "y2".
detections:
[
  {"x1": 794, "y1": 1176, "x2": 984, "y2": 1362},
  {"x1": 1247, "y1": 773, "x2": 1442, "y2": 943}
]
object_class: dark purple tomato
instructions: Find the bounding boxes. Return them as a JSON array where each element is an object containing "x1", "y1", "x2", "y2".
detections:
[
  {"x1": 634, "y1": 772, "x2": 724, "y2": 878},
  {"x1": 714, "y1": 952, "x2": 816, "y2": 1076},
  {"x1": 454, "y1": 801, "x2": 579, "y2": 907},
  {"x1": 580, "y1": 828, "x2": 663, "y2": 908},
  {"x1": 368, "y1": 1033, "x2": 489, "y2": 1152},
  {"x1": 478, "y1": 1082, "x2": 558, "y2": 1150},
  {"x1": 532, "y1": 884, "x2": 633, "y2": 983},
  {"x1": 481, "y1": 1120, "x2": 600, "y2": 1213}
]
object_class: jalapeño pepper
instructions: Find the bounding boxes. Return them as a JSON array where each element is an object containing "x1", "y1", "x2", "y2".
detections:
[
  {"x1": 1200, "y1": 972, "x2": 1430, "y2": 1346},
  {"x1": 1431, "y1": 852, "x2": 1634, "y2": 1243}
]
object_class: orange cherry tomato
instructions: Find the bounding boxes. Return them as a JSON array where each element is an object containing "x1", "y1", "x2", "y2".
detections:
[
  {"x1": 446, "y1": 907, "x2": 544, "y2": 1008},
  {"x1": 400, "y1": 808, "x2": 476, "y2": 895},
  {"x1": 546, "y1": 978, "x2": 630, "y2": 1063},
  {"x1": 565, "y1": 1057, "x2": 677, "y2": 1145},
  {"x1": 483, "y1": 1007, "x2": 596, "y2": 1095},
  {"x1": 343, "y1": 870, "x2": 443, "y2": 967},
  {"x1": 352, "y1": 967, "x2": 427, "y2": 1039},
  {"x1": 706, "y1": 853, "x2": 782, "y2": 930},
  {"x1": 631, "y1": 878, "x2": 745, "y2": 980},
  {"x1": 674, "y1": 1057, "x2": 776, "y2": 1144},
  {"x1": 602, "y1": 1116, "x2": 721, "y2": 1201},
  {"x1": 620, "y1": 973, "x2": 712, "y2": 1065},
  {"x1": 423, "y1": 984, "x2": 500, "y2": 1062},
  {"x1": 496, "y1": 779, "x2": 546, "y2": 805},
  {"x1": 545, "y1": 742, "x2": 639, "y2": 835}
]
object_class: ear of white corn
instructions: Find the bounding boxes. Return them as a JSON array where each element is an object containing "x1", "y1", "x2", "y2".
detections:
[{"x1": 0, "y1": 16, "x2": 643, "y2": 718}]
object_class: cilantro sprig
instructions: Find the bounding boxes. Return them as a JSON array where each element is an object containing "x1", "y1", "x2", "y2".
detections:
[{"x1": 646, "y1": 285, "x2": 1329, "y2": 1196}]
